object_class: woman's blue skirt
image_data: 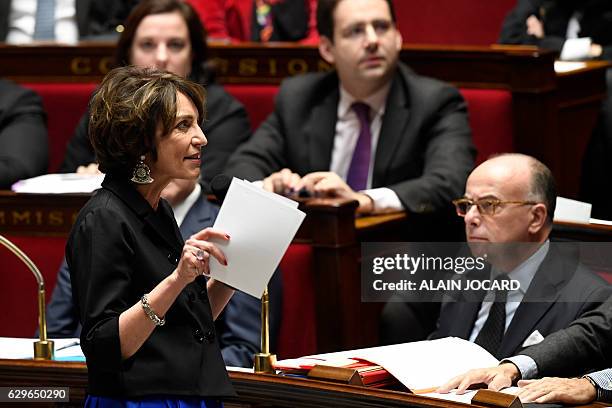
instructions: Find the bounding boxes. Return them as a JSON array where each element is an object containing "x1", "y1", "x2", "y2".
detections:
[{"x1": 85, "y1": 395, "x2": 223, "y2": 408}]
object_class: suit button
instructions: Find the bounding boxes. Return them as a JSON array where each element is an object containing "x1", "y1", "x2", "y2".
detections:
[
  {"x1": 167, "y1": 253, "x2": 179, "y2": 265},
  {"x1": 193, "y1": 329, "x2": 204, "y2": 343},
  {"x1": 204, "y1": 329, "x2": 215, "y2": 343}
]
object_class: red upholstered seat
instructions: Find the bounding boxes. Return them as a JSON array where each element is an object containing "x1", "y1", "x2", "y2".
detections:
[
  {"x1": 394, "y1": 0, "x2": 516, "y2": 45},
  {"x1": 0, "y1": 235, "x2": 65, "y2": 337},
  {"x1": 277, "y1": 243, "x2": 317, "y2": 359},
  {"x1": 23, "y1": 83, "x2": 97, "y2": 173},
  {"x1": 223, "y1": 84, "x2": 278, "y2": 130},
  {"x1": 460, "y1": 88, "x2": 514, "y2": 164}
]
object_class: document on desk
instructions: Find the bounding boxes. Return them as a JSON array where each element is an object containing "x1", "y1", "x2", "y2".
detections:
[
  {"x1": 209, "y1": 178, "x2": 305, "y2": 298},
  {"x1": 282, "y1": 337, "x2": 500, "y2": 392},
  {"x1": 11, "y1": 173, "x2": 104, "y2": 193},
  {"x1": 0, "y1": 337, "x2": 84, "y2": 360}
]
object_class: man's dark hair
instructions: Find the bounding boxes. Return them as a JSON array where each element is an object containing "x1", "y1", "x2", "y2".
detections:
[{"x1": 316, "y1": 0, "x2": 396, "y2": 41}]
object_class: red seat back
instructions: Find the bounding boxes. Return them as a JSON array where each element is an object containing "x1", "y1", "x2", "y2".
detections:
[
  {"x1": 0, "y1": 235, "x2": 65, "y2": 337},
  {"x1": 460, "y1": 88, "x2": 514, "y2": 164},
  {"x1": 223, "y1": 84, "x2": 279, "y2": 130},
  {"x1": 22, "y1": 83, "x2": 97, "y2": 173},
  {"x1": 395, "y1": 0, "x2": 516, "y2": 45},
  {"x1": 277, "y1": 243, "x2": 317, "y2": 358}
]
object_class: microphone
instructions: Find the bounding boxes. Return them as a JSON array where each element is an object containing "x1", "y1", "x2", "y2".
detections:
[{"x1": 211, "y1": 174, "x2": 232, "y2": 203}]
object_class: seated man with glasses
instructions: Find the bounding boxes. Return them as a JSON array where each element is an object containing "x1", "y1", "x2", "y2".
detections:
[{"x1": 428, "y1": 153, "x2": 610, "y2": 359}]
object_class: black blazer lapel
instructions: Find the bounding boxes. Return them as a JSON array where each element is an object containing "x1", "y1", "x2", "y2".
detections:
[
  {"x1": 306, "y1": 87, "x2": 339, "y2": 172},
  {"x1": 373, "y1": 67, "x2": 412, "y2": 187},
  {"x1": 449, "y1": 301, "x2": 482, "y2": 339},
  {"x1": 102, "y1": 176, "x2": 183, "y2": 255}
]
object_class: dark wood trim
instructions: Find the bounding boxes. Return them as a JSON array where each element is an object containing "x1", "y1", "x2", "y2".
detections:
[{"x1": 0, "y1": 359, "x2": 504, "y2": 408}]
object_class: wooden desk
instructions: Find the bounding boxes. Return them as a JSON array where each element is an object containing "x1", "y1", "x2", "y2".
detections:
[
  {"x1": 0, "y1": 359, "x2": 500, "y2": 408},
  {"x1": 3, "y1": 191, "x2": 610, "y2": 352}
]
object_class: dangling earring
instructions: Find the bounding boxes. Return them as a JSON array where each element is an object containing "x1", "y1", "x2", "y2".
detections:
[{"x1": 130, "y1": 155, "x2": 154, "y2": 184}]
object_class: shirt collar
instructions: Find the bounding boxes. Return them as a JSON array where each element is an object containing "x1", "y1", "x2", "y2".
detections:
[
  {"x1": 338, "y1": 82, "x2": 392, "y2": 120},
  {"x1": 491, "y1": 240, "x2": 550, "y2": 295},
  {"x1": 171, "y1": 182, "x2": 201, "y2": 227}
]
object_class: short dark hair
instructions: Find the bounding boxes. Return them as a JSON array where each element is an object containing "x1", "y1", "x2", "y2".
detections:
[
  {"x1": 115, "y1": 0, "x2": 208, "y2": 78},
  {"x1": 316, "y1": 0, "x2": 396, "y2": 41},
  {"x1": 89, "y1": 66, "x2": 205, "y2": 176}
]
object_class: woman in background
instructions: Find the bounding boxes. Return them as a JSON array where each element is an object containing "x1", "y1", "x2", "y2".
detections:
[{"x1": 60, "y1": 0, "x2": 250, "y2": 192}]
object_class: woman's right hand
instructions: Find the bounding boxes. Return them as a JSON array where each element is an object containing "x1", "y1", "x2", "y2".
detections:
[{"x1": 174, "y1": 228, "x2": 230, "y2": 285}]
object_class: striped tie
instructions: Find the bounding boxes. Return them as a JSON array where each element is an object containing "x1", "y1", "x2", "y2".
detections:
[{"x1": 33, "y1": 0, "x2": 56, "y2": 40}]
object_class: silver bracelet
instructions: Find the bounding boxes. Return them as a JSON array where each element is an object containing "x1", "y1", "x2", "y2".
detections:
[{"x1": 141, "y1": 294, "x2": 165, "y2": 326}]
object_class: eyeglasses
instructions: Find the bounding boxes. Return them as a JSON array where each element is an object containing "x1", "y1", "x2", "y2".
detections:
[{"x1": 452, "y1": 198, "x2": 539, "y2": 216}]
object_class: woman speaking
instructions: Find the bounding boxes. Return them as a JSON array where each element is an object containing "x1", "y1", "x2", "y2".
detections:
[{"x1": 67, "y1": 66, "x2": 236, "y2": 407}]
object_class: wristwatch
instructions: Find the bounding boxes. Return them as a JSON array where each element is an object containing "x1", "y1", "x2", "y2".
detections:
[{"x1": 583, "y1": 374, "x2": 612, "y2": 403}]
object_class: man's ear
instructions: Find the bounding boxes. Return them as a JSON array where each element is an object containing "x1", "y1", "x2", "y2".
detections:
[
  {"x1": 395, "y1": 30, "x2": 403, "y2": 51},
  {"x1": 318, "y1": 36, "x2": 335, "y2": 65},
  {"x1": 528, "y1": 203, "x2": 548, "y2": 234}
]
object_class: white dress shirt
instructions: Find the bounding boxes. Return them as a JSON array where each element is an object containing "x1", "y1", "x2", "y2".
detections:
[
  {"x1": 468, "y1": 241, "x2": 550, "y2": 341},
  {"x1": 7, "y1": 0, "x2": 78, "y2": 44},
  {"x1": 330, "y1": 84, "x2": 404, "y2": 213},
  {"x1": 560, "y1": 12, "x2": 592, "y2": 61},
  {"x1": 171, "y1": 183, "x2": 202, "y2": 227}
]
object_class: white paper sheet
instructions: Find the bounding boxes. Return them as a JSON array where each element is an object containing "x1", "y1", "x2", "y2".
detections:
[
  {"x1": 209, "y1": 178, "x2": 305, "y2": 298},
  {"x1": 554, "y1": 61, "x2": 587, "y2": 73},
  {"x1": 283, "y1": 337, "x2": 499, "y2": 391},
  {"x1": 12, "y1": 173, "x2": 104, "y2": 193},
  {"x1": 422, "y1": 386, "x2": 521, "y2": 403},
  {"x1": 0, "y1": 337, "x2": 84, "y2": 360},
  {"x1": 554, "y1": 196, "x2": 592, "y2": 223}
]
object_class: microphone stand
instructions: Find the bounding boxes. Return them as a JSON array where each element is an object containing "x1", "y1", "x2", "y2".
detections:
[
  {"x1": 253, "y1": 287, "x2": 276, "y2": 373},
  {"x1": 0, "y1": 235, "x2": 54, "y2": 359}
]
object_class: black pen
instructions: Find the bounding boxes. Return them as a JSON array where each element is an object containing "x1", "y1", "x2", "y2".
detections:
[{"x1": 55, "y1": 341, "x2": 80, "y2": 351}]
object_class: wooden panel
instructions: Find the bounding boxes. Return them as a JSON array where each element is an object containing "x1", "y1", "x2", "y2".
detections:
[{"x1": 0, "y1": 359, "x2": 522, "y2": 408}]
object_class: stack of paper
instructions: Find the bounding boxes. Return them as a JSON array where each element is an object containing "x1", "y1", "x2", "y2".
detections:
[
  {"x1": 275, "y1": 337, "x2": 499, "y2": 392},
  {"x1": 209, "y1": 178, "x2": 306, "y2": 298},
  {"x1": 12, "y1": 173, "x2": 104, "y2": 193}
]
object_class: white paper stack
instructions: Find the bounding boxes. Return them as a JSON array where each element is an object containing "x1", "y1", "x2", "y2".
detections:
[
  {"x1": 11, "y1": 173, "x2": 104, "y2": 194},
  {"x1": 209, "y1": 178, "x2": 306, "y2": 298},
  {"x1": 276, "y1": 337, "x2": 500, "y2": 392}
]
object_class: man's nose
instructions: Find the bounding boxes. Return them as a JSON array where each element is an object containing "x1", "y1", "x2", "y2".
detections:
[
  {"x1": 364, "y1": 24, "x2": 379, "y2": 48},
  {"x1": 464, "y1": 204, "x2": 481, "y2": 226}
]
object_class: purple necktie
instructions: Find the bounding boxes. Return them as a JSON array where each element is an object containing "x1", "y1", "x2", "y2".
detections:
[{"x1": 346, "y1": 102, "x2": 372, "y2": 191}]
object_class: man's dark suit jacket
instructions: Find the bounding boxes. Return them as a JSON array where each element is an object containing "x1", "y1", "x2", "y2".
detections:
[
  {"x1": 59, "y1": 82, "x2": 251, "y2": 193},
  {"x1": 48, "y1": 185, "x2": 280, "y2": 367},
  {"x1": 225, "y1": 62, "x2": 475, "y2": 217},
  {"x1": 520, "y1": 294, "x2": 612, "y2": 377},
  {"x1": 0, "y1": 0, "x2": 138, "y2": 41},
  {"x1": 499, "y1": 0, "x2": 612, "y2": 60},
  {"x1": 430, "y1": 245, "x2": 611, "y2": 359},
  {"x1": 66, "y1": 175, "x2": 235, "y2": 398},
  {"x1": 0, "y1": 79, "x2": 47, "y2": 189}
]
